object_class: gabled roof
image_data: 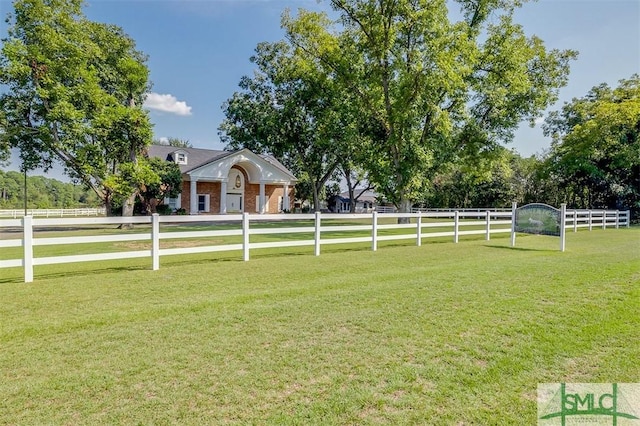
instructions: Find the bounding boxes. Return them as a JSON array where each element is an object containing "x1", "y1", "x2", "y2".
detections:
[
  {"x1": 256, "y1": 153, "x2": 296, "y2": 180},
  {"x1": 146, "y1": 145, "x2": 296, "y2": 182},
  {"x1": 146, "y1": 145, "x2": 228, "y2": 173}
]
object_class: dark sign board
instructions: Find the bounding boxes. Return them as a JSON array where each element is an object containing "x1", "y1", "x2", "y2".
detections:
[{"x1": 515, "y1": 203, "x2": 561, "y2": 237}]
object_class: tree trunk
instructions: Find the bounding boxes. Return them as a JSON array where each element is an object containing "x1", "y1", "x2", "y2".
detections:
[
  {"x1": 120, "y1": 94, "x2": 139, "y2": 228},
  {"x1": 149, "y1": 198, "x2": 158, "y2": 214},
  {"x1": 105, "y1": 199, "x2": 113, "y2": 217},
  {"x1": 312, "y1": 184, "x2": 321, "y2": 212},
  {"x1": 349, "y1": 186, "x2": 356, "y2": 213},
  {"x1": 343, "y1": 167, "x2": 356, "y2": 213},
  {"x1": 397, "y1": 196, "x2": 412, "y2": 224},
  {"x1": 119, "y1": 192, "x2": 136, "y2": 229},
  {"x1": 123, "y1": 193, "x2": 135, "y2": 216},
  {"x1": 104, "y1": 190, "x2": 115, "y2": 217}
]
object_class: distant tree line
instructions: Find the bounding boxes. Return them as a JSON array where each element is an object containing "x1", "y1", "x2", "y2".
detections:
[{"x1": 0, "y1": 170, "x2": 100, "y2": 209}]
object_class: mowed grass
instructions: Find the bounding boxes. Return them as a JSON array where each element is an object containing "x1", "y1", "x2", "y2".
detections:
[{"x1": 1, "y1": 228, "x2": 638, "y2": 424}]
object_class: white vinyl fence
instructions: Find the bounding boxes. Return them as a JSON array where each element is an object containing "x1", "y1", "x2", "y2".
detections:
[
  {"x1": 0, "y1": 208, "x2": 105, "y2": 218},
  {"x1": 565, "y1": 209, "x2": 630, "y2": 231},
  {"x1": 412, "y1": 207, "x2": 512, "y2": 214},
  {"x1": 0, "y1": 209, "x2": 630, "y2": 283}
]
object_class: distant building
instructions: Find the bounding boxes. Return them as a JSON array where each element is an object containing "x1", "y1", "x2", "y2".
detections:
[
  {"x1": 147, "y1": 145, "x2": 296, "y2": 214},
  {"x1": 333, "y1": 190, "x2": 379, "y2": 213}
]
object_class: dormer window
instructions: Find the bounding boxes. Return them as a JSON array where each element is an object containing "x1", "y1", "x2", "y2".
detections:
[{"x1": 175, "y1": 152, "x2": 187, "y2": 165}]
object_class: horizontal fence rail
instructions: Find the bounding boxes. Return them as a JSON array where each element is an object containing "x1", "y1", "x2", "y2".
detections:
[
  {"x1": 411, "y1": 207, "x2": 512, "y2": 213},
  {"x1": 0, "y1": 209, "x2": 630, "y2": 283},
  {"x1": 0, "y1": 208, "x2": 105, "y2": 218},
  {"x1": 563, "y1": 209, "x2": 630, "y2": 231},
  {"x1": 377, "y1": 207, "x2": 513, "y2": 214}
]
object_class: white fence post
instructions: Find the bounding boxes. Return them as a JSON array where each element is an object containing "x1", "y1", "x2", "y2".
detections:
[
  {"x1": 602, "y1": 210, "x2": 606, "y2": 229},
  {"x1": 152, "y1": 214, "x2": 160, "y2": 271},
  {"x1": 485, "y1": 210, "x2": 491, "y2": 241},
  {"x1": 588, "y1": 210, "x2": 592, "y2": 231},
  {"x1": 615, "y1": 210, "x2": 619, "y2": 229},
  {"x1": 573, "y1": 210, "x2": 577, "y2": 232},
  {"x1": 242, "y1": 213, "x2": 250, "y2": 261},
  {"x1": 372, "y1": 211, "x2": 378, "y2": 251},
  {"x1": 560, "y1": 204, "x2": 566, "y2": 252},
  {"x1": 454, "y1": 211, "x2": 459, "y2": 243},
  {"x1": 314, "y1": 211, "x2": 321, "y2": 256},
  {"x1": 416, "y1": 211, "x2": 422, "y2": 246},
  {"x1": 23, "y1": 215, "x2": 34, "y2": 283},
  {"x1": 510, "y1": 202, "x2": 517, "y2": 247}
]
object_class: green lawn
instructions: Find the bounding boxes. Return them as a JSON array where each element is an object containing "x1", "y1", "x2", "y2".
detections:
[{"x1": 1, "y1": 228, "x2": 638, "y2": 424}]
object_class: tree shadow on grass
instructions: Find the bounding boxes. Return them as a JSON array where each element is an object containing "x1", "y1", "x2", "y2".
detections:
[
  {"x1": 2, "y1": 246, "x2": 377, "y2": 284},
  {"x1": 0, "y1": 264, "x2": 153, "y2": 284},
  {"x1": 483, "y1": 244, "x2": 558, "y2": 252},
  {"x1": 1, "y1": 236, "x2": 524, "y2": 284}
]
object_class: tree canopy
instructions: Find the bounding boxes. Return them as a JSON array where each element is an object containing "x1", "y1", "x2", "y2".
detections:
[
  {"x1": 0, "y1": 0, "x2": 154, "y2": 214},
  {"x1": 542, "y1": 74, "x2": 640, "y2": 216},
  {"x1": 275, "y1": 0, "x2": 576, "y2": 211}
]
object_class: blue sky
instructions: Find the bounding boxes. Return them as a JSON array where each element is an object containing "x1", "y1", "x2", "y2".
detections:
[{"x1": 1, "y1": 0, "x2": 639, "y2": 176}]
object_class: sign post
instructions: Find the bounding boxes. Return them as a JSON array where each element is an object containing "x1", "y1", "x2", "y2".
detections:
[
  {"x1": 510, "y1": 202, "x2": 517, "y2": 247},
  {"x1": 560, "y1": 203, "x2": 566, "y2": 252}
]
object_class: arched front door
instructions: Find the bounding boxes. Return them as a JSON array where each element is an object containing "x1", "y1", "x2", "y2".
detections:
[{"x1": 226, "y1": 168, "x2": 244, "y2": 212}]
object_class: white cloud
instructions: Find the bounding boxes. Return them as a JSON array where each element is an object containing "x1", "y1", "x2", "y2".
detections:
[
  {"x1": 534, "y1": 116, "x2": 545, "y2": 126},
  {"x1": 143, "y1": 93, "x2": 192, "y2": 116}
]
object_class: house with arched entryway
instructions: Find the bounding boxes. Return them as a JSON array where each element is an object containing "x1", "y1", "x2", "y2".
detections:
[{"x1": 147, "y1": 145, "x2": 296, "y2": 214}]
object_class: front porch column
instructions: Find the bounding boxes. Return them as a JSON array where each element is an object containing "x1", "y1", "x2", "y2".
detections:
[
  {"x1": 190, "y1": 179, "x2": 198, "y2": 214},
  {"x1": 220, "y1": 179, "x2": 227, "y2": 214},
  {"x1": 259, "y1": 182, "x2": 266, "y2": 214},
  {"x1": 283, "y1": 184, "x2": 289, "y2": 212}
]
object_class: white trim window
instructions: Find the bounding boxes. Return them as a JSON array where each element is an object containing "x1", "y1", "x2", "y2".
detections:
[
  {"x1": 164, "y1": 194, "x2": 182, "y2": 212},
  {"x1": 176, "y1": 152, "x2": 188, "y2": 165},
  {"x1": 197, "y1": 194, "x2": 210, "y2": 213}
]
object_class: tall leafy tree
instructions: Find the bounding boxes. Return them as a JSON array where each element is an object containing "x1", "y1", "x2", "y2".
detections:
[
  {"x1": 543, "y1": 75, "x2": 640, "y2": 216},
  {"x1": 0, "y1": 0, "x2": 153, "y2": 215},
  {"x1": 282, "y1": 0, "x2": 576, "y2": 212},
  {"x1": 220, "y1": 41, "x2": 351, "y2": 211},
  {"x1": 137, "y1": 157, "x2": 182, "y2": 214}
]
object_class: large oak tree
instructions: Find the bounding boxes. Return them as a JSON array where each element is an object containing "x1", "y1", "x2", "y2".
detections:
[
  {"x1": 283, "y1": 0, "x2": 577, "y2": 212},
  {"x1": 0, "y1": 0, "x2": 153, "y2": 215}
]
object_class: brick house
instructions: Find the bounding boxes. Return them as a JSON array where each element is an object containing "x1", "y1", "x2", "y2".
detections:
[{"x1": 147, "y1": 145, "x2": 296, "y2": 214}]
